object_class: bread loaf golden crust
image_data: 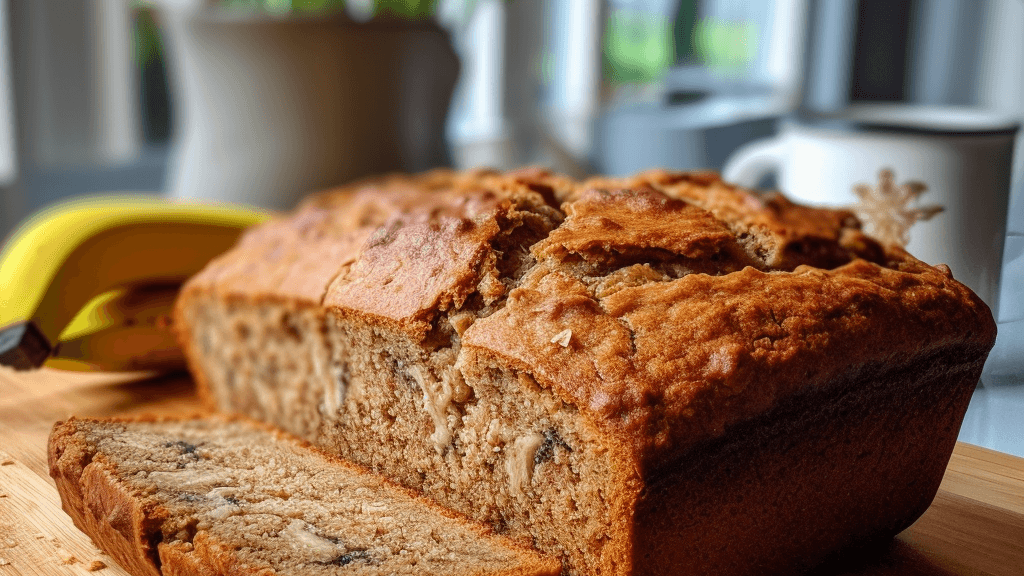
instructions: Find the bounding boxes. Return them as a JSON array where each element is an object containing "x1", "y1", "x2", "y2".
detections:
[
  {"x1": 175, "y1": 168, "x2": 996, "y2": 575},
  {"x1": 466, "y1": 252, "x2": 990, "y2": 476},
  {"x1": 183, "y1": 168, "x2": 993, "y2": 471}
]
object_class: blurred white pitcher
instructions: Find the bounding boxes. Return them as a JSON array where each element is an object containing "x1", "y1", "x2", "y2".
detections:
[
  {"x1": 154, "y1": 4, "x2": 458, "y2": 210},
  {"x1": 723, "y1": 104, "x2": 1019, "y2": 315}
]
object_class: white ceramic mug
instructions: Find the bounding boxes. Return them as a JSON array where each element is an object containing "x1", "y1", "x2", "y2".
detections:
[{"x1": 723, "y1": 104, "x2": 1019, "y2": 315}]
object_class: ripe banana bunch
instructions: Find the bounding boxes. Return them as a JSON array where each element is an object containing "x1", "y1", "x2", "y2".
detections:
[{"x1": 0, "y1": 195, "x2": 269, "y2": 372}]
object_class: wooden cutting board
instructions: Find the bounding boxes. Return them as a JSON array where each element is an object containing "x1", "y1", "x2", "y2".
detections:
[{"x1": 1, "y1": 368, "x2": 1022, "y2": 576}]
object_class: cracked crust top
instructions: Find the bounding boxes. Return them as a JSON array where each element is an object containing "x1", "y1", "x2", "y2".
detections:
[{"x1": 180, "y1": 168, "x2": 996, "y2": 475}]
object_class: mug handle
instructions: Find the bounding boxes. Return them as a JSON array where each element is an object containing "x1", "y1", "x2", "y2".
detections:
[{"x1": 722, "y1": 137, "x2": 785, "y2": 188}]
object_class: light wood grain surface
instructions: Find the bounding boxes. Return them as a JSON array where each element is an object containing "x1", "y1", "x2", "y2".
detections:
[{"x1": 1, "y1": 368, "x2": 1022, "y2": 575}]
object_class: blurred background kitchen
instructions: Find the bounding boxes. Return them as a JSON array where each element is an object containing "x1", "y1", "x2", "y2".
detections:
[{"x1": 0, "y1": 0, "x2": 1022, "y2": 447}]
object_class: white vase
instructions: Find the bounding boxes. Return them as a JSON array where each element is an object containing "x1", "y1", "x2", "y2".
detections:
[{"x1": 156, "y1": 7, "x2": 458, "y2": 209}]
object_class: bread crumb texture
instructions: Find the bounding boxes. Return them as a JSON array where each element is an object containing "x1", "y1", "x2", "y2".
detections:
[{"x1": 48, "y1": 417, "x2": 558, "y2": 576}]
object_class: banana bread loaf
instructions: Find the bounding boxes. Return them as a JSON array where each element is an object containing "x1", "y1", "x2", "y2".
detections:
[
  {"x1": 48, "y1": 416, "x2": 560, "y2": 576},
  {"x1": 174, "y1": 168, "x2": 996, "y2": 576}
]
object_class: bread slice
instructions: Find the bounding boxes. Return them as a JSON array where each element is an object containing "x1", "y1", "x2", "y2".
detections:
[
  {"x1": 48, "y1": 416, "x2": 561, "y2": 576},
  {"x1": 174, "y1": 168, "x2": 996, "y2": 575}
]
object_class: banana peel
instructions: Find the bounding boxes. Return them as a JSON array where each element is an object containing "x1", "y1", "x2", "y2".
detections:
[
  {"x1": 0, "y1": 195, "x2": 270, "y2": 371},
  {"x1": 51, "y1": 284, "x2": 185, "y2": 372}
]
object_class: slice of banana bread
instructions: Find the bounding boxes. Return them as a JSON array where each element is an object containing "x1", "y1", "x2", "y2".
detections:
[
  {"x1": 48, "y1": 416, "x2": 560, "y2": 576},
  {"x1": 175, "y1": 168, "x2": 997, "y2": 576}
]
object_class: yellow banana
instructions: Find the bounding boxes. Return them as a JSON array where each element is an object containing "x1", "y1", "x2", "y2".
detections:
[
  {"x1": 0, "y1": 195, "x2": 270, "y2": 371},
  {"x1": 49, "y1": 284, "x2": 185, "y2": 372}
]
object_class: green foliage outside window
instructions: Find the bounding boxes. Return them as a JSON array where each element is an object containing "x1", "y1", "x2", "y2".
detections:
[
  {"x1": 603, "y1": 10, "x2": 674, "y2": 85},
  {"x1": 220, "y1": 0, "x2": 436, "y2": 18},
  {"x1": 693, "y1": 17, "x2": 757, "y2": 73},
  {"x1": 133, "y1": 5, "x2": 164, "y2": 66},
  {"x1": 603, "y1": 0, "x2": 759, "y2": 86}
]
